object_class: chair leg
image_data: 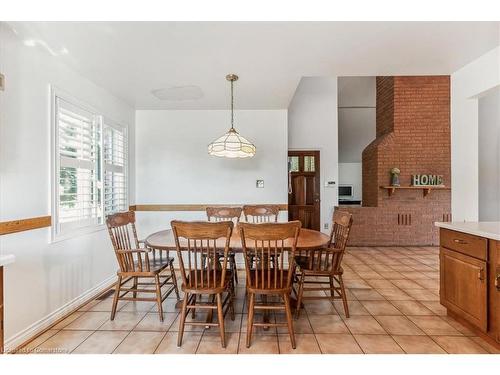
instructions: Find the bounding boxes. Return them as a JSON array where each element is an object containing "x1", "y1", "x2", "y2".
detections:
[
  {"x1": 230, "y1": 254, "x2": 238, "y2": 285},
  {"x1": 132, "y1": 276, "x2": 138, "y2": 299},
  {"x1": 216, "y1": 293, "x2": 226, "y2": 348},
  {"x1": 246, "y1": 292, "x2": 255, "y2": 348},
  {"x1": 283, "y1": 293, "x2": 296, "y2": 349},
  {"x1": 229, "y1": 282, "x2": 235, "y2": 321},
  {"x1": 295, "y1": 273, "x2": 305, "y2": 319},
  {"x1": 207, "y1": 294, "x2": 216, "y2": 325},
  {"x1": 155, "y1": 274, "x2": 164, "y2": 322},
  {"x1": 191, "y1": 295, "x2": 197, "y2": 319},
  {"x1": 329, "y1": 276, "x2": 335, "y2": 299},
  {"x1": 110, "y1": 275, "x2": 122, "y2": 321},
  {"x1": 169, "y1": 259, "x2": 180, "y2": 301},
  {"x1": 262, "y1": 294, "x2": 269, "y2": 328},
  {"x1": 177, "y1": 292, "x2": 189, "y2": 347},
  {"x1": 338, "y1": 275, "x2": 350, "y2": 318}
]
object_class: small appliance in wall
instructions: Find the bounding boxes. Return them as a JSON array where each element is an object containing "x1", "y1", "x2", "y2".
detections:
[{"x1": 338, "y1": 185, "x2": 353, "y2": 200}]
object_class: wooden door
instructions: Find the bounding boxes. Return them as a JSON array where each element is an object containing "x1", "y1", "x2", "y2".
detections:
[
  {"x1": 288, "y1": 151, "x2": 320, "y2": 230},
  {"x1": 440, "y1": 248, "x2": 488, "y2": 332}
]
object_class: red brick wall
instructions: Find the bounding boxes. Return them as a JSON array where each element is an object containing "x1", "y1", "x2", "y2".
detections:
[
  {"x1": 342, "y1": 76, "x2": 451, "y2": 246},
  {"x1": 376, "y1": 76, "x2": 395, "y2": 137}
]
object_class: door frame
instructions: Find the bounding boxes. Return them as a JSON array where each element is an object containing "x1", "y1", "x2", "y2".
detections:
[{"x1": 287, "y1": 150, "x2": 321, "y2": 230}]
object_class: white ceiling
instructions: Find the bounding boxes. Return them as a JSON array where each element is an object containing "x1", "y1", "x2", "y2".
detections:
[{"x1": 6, "y1": 21, "x2": 500, "y2": 109}]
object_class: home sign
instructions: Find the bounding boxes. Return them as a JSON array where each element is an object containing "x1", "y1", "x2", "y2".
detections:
[{"x1": 411, "y1": 174, "x2": 444, "y2": 186}]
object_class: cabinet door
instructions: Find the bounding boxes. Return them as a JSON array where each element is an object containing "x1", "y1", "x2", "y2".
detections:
[
  {"x1": 495, "y1": 255, "x2": 500, "y2": 343},
  {"x1": 440, "y1": 247, "x2": 488, "y2": 332},
  {"x1": 0, "y1": 267, "x2": 3, "y2": 354}
]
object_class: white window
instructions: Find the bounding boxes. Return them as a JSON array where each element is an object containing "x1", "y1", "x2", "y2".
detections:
[
  {"x1": 53, "y1": 91, "x2": 128, "y2": 239},
  {"x1": 103, "y1": 120, "x2": 128, "y2": 215}
]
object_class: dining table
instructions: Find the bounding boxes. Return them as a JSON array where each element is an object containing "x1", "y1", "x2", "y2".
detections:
[
  {"x1": 145, "y1": 225, "x2": 330, "y2": 317},
  {"x1": 144, "y1": 226, "x2": 330, "y2": 253},
  {"x1": 145, "y1": 225, "x2": 330, "y2": 329}
]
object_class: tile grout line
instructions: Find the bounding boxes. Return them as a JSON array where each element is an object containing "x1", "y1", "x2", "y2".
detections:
[{"x1": 304, "y1": 308, "x2": 324, "y2": 354}]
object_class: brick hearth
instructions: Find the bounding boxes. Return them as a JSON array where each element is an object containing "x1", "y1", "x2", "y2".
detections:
[{"x1": 339, "y1": 76, "x2": 451, "y2": 246}]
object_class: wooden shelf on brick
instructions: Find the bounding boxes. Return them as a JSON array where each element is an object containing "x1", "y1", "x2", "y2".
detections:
[{"x1": 380, "y1": 185, "x2": 451, "y2": 198}]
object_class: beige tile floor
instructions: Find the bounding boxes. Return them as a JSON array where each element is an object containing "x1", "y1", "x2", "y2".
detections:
[{"x1": 17, "y1": 247, "x2": 500, "y2": 354}]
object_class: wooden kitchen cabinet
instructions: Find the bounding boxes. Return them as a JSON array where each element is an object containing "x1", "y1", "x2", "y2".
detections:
[
  {"x1": 490, "y1": 240, "x2": 500, "y2": 344},
  {"x1": 1, "y1": 266, "x2": 3, "y2": 354},
  {"x1": 439, "y1": 227, "x2": 500, "y2": 348}
]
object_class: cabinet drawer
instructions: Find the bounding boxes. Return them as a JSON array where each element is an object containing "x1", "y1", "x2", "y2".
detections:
[{"x1": 440, "y1": 228, "x2": 487, "y2": 260}]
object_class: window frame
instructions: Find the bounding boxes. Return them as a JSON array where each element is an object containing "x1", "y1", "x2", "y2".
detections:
[{"x1": 51, "y1": 87, "x2": 129, "y2": 242}]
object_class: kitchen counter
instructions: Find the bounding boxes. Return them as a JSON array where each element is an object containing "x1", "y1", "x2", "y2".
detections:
[
  {"x1": 435, "y1": 221, "x2": 500, "y2": 241},
  {"x1": 0, "y1": 254, "x2": 15, "y2": 267}
]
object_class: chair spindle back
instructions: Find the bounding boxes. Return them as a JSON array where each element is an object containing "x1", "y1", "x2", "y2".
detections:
[
  {"x1": 239, "y1": 221, "x2": 301, "y2": 290},
  {"x1": 106, "y1": 211, "x2": 148, "y2": 273},
  {"x1": 206, "y1": 207, "x2": 242, "y2": 225},
  {"x1": 242, "y1": 205, "x2": 280, "y2": 223},
  {"x1": 307, "y1": 210, "x2": 352, "y2": 273},
  {"x1": 171, "y1": 221, "x2": 233, "y2": 290}
]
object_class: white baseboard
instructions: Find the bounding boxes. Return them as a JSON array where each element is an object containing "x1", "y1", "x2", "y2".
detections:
[{"x1": 4, "y1": 274, "x2": 116, "y2": 352}]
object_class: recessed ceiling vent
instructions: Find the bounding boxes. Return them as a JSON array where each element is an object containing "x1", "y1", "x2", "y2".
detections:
[{"x1": 151, "y1": 85, "x2": 204, "y2": 101}]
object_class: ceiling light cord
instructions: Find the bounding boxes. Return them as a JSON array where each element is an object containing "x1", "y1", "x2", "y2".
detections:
[{"x1": 230, "y1": 79, "x2": 234, "y2": 130}]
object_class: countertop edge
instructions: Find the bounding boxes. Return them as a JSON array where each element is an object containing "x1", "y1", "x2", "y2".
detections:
[
  {"x1": 434, "y1": 221, "x2": 500, "y2": 241},
  {"x1": 0, "y1": 254, "x2": 15, "y2": 267}
]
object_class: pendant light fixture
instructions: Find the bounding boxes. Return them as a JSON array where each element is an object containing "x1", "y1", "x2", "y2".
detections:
[{"x1": 208, "y1": 74, "x2": 256, "y2": 158}]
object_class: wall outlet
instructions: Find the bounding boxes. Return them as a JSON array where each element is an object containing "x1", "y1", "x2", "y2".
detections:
[
  {"x1": 324, "y1": 223, "x2": 329, "y2": 230},
  {"x1": 256, "y1": 180, "x2": 264, "y2": 188}
]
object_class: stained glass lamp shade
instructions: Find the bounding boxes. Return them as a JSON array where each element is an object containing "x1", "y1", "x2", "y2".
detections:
[{"x1": 208, "y1": 74, "x2": 256, "y2": 158}]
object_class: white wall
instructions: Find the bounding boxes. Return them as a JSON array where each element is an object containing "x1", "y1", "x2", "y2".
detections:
[
  {"x1": 337, "y1": 77, "x2": 376, "y2": 200},
  {"x1": 134, "y1": 109, "x2": 288, "y2": 235},
  {"x1": 478, "y1": 88, "x2": 500, "y2": 221},
  {"x1": 338, "y1": 108, "x2": 376, "y2": 163},
  {"x1": 338, "y1": 76, "x2": 376, "y2": 107},
  {"x1": 288, "y1": 77, "x2": 338, "y2": 233},
  {"x1": 0, "y1": 23, "x2": 135, "y2": 348},
  {"x1": 451, "y1": 46, "x2": 500, "y2": 221}
]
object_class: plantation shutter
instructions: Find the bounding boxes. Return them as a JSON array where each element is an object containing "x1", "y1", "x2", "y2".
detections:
[
  {"x1": 103, "y1": 120, "x2": 127, "y2": 215},
  {"x1": 56, "y1": 97, "x2": 103, "y2": 234}
]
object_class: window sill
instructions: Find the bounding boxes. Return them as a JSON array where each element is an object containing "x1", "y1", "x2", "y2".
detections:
[{"x1": 51, "y1": 224, "x2": 106, "y2": 244}]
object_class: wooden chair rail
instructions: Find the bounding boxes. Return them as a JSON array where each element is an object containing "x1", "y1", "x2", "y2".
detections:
[
  {"x1": 0, "y1": 216, "x2": 51, "y2": 235},
  {"x1": 130, "y1": 204, "x2": 288, "y2": 212}
]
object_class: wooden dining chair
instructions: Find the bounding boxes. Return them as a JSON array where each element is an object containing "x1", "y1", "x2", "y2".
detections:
[
  {"x1": 242, "y1": 204, "x2": 280, "y2": 223},
  {"x1": 171, "y1": 220, "x2": 235, "y2": 348},
  {"x1": 106, "y1": 211, "x2": 179, "y2": 322},
  {"x1": 206, "y1": 207, "x2": 242, "y2": 284},
  {"x1": 294, "y1": 210, "x2": 353, "y2": 318},
  {"x1": 239, "y1": 221, "x2": 301, "y2": 349}
]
